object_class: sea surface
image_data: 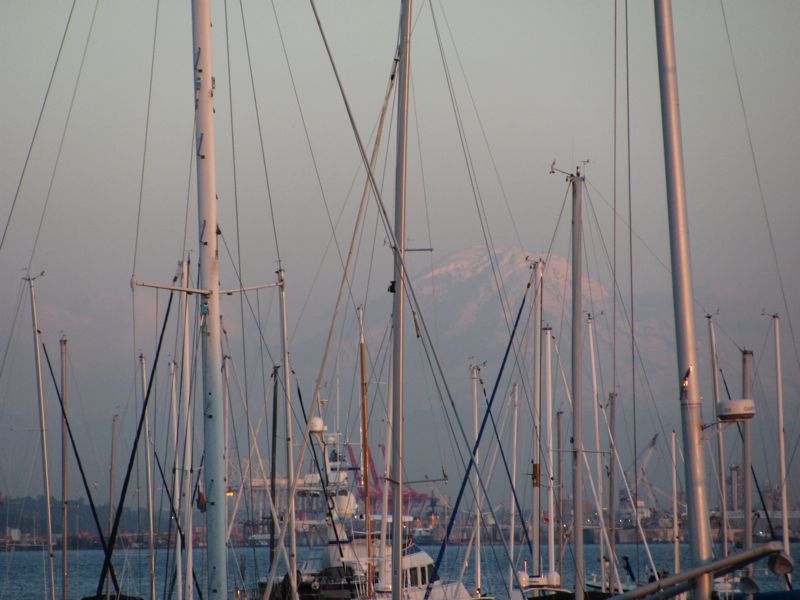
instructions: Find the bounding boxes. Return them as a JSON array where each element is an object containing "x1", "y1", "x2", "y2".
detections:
[{"x1": 1, "y1": 542, "x2": 797, "y2": 598}]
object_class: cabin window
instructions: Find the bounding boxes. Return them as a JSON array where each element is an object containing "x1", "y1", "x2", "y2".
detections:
[
  {"x1": 410, "y1": 567, "x2": 419, "y2": 587},
  {"x1": 420, "y1": 565, "x2": 427, "y2": 585}
]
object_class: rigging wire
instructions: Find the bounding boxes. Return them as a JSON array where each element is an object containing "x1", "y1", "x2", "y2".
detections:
[
  {"x1": 428, "y1": 276, "x2": 535, "y2": 594},
  {"x1": 427, "y1": 0, "x2": 514, "y2": 333},
  {"x1": 410, "y1": 72, "x2": 440, "y2": 345},
  {"x1": 304, "y1": 5, "x2": 534, "y2": 594},
  {"x1": 267, "y1": 0, "x2": 349, "y2": 274},
  {"x1": 27, "y1": 0, "x2": 101, "y2": 277},
  {"x1": 222, "y1": 0, "x2": 260, "y2": 580},
  {"x1": 553, "y1": 341, "x2": 659, "y2": 580},
  {"x1": 128, "y1": 1, "x2": 162, "y2": 584},
  {"x1": 428, "y1": 0, "x2": 555, "y2": 464},
  {"x1": 585, "y1": 179, "x2": 743, "y2": 351},
  {"x1": 95, "y1": 290, "x2": 174, "y2": 597},
  {"x1": 131, "y1": 0, "x2": 162, "y2": 277},
  {"x1": 719, "y1": 1, "x2": 800, "y2": 374},
  {"x1": 40, "y1": 343, "x2": 123, "y2": 595},
  {"x1": 432, "y1": 0, "x2": 526, "y2": 253},
  {"x1": 612, "y1": 0, "x2": 618, "y2": 414},
  {"x1": 218, "y1": 231, "x2": 277, "y2": 367},
  {"x1": 232, "y1": 0, "x2": 281, "y2": 265},
  {"x1": 611, "y1": 1, "x2": 619, "y2": 582},
  {"x1": 288, "y1": 88, "x2": 395, "y2": 346},
  {"x1": 0, "y1": 0, "x2": 78, "y2": 257},
  {"x1": 0, "y1": 280, "x2": 28, "y2": 406},
  {"x1": 583, "y1": 185, "x2": 669, "y2": 440}
]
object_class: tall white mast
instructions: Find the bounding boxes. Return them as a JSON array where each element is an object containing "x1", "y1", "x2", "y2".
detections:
[
  {"x1": 139, "y1": 355, "x2": 156, "y2": 600},
  {"x1": 654, "y1": 2, "x2": 713, "y2": 596},
  {"x1": 190, "y1": 0, "x2": 227, "y2": 595},
  {"x1": 180, "y1": 258, "x2": 194, "y2": 600},
  {"x1": 60, "y1": 336, "x2": 69, "y2": 600},
  {"x1": 671, "y1": 430, "x2": 679, "y2": 576},
  {"x1": 587, "y1": 315, "x2": 604, "y2": 589},
  {"x1": 390, "y1": 2, "x2": 411, "y2": 600},
  {"x1": 27, "y1": 276, "x2": 56, "y2": 600},
  {"x1": 507, "y1": 384, "x2": 520, "y2": 597},
  {"x1": 706, "y1": 315, "x2": 728, "y2": 557},
  {"x1": 278, "y1": 268, "x2": 298, "y2": 600},
  {"x1": 570, "y1": 167, "x2": 585, "y2": 600},
  {"x1": 379, "y1": 363, "x2": 393, "y2": 592},
  {"x1": 544, "y1": 326, "x2": 556, "y2": 580},
  {"x1": 106, "y1": 415, "x2": 118, "y2": 600},
  {"x1": 358, "y1": 307, "x2": 374, "y2": 597},
  {"x1": 607, "y1": 389, "x2": 617, "y2": 593},
  {"x1": 169, "y1": 361, "x2": 184, "y2": 600},
  {"x1": 742, "y1": 350, "x2": 753, "y2": 581},
  {"x1": 773, "y1": 315, "x2": 792, "y2": 588},
  {"x1": 532, "y1": 259, "x2": 543, "y2": 576},
  {"x1": 471, "y1": 365, "x2": 482, "y2": 596},
  {"x1": 556, "y1": 409, "x2": 564, "y2": 575}
]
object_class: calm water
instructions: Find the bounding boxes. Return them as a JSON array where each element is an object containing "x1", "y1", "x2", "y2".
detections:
[{"x1": 1, "y1": 542, "x2": 796, "y2": 598}]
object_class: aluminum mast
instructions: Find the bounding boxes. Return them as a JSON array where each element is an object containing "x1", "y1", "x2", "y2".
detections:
[
  {"x1": 570, "y1": 167, "x2": 585, "y2": 600},
  {"x1": 773, "y1": 315, "x2": 791, "y2": 588},
  {"x1": 180, "y1": 258, "x2": 194, "y2": 600},
  {"x1": 471, "y1": 365, "x2": 482, "y2": 596},
  {"x1": 544, "y1": 326, "x2": 557, "y2": 580},
  {"x1": 707, "y1": 315, "x2": 728, "y2": 557},
  {"x1": 60, "y1": 336, "x2": 69, "y2": 600},
  {"x1": 139, "y1": 355, "x2": 156, "y2": 600},
  {"x1": 588, "y1": 315, "x2": 604, "y2": 590},
  {"x1": 278, "y1": 267, "x2": 297, "y2": 599},
  {"x1": 742, "y1": 349, "x2": 753, "y2": 581},
  {"x1": 191, "y1": 0, "x2": 227, "y2": 594},
  {"x1": 508, "y1": 384, "x2": 520, "y2": 597},
  {"x1": 390, "y1": 2, "x2": 411, "y2": 600},
  {"x1": 532, "y1": 259, "x2": 543, "y2": 576},
  {"x1": 654, "y1": 2, "x2": 713, "y2": 596},
  {"x1": 27, "y1": 277, "x2": 56, "y2": 600}
]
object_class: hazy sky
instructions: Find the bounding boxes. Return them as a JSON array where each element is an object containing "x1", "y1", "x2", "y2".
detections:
[{"x1": 0, "y1": 0, "x2": 798, "y2": 512}]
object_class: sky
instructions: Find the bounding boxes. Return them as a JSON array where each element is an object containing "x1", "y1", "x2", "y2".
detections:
[{"x1": 0, "y1": 0, "x2": 798, "y2": 517}]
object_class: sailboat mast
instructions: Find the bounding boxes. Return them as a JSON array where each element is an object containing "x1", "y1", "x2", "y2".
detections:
[
  {"x1": 169, "y1": 361, "x2": 184, "y2": 600},
  {"x1": 379, "y1": 363, "x2": 393, "y2": 591},
  {"x1": 60, "y1": 336, "x2": 68, "y2": 600},
  {"x1": 507, "y1": 383, "x2": 519, "y2": 597},
  {"x1": 544, "y1": 326, "x2": 556, "y2": 578},
  {"x1": 179, "y1": 258, "x2": 194, "y2": 600},
  {"x1": 532, "y1": 260, "x2": 543, "y2": 576},
  {"x1": 471, "y1": 365, "x2": 482, "y2": 596},
  {"x1": 607, "y1": 391, "x2": 617, "y2": 592},
  {"x1": 706, "y1": 315, "x2": 728, "y2": 557},
  {"x1": 358, "y1": 307, "x2": 374, "y2": 597},
  {"x1": 106, "y1": 415, "x2": 117, "y2": 600},
  {"x1": 671, "y1": 430, "x2": 679, "y2": 575},
  {"x1": 742, "y1": 350, "x2": 753, "y2": 580},
  {"x1": 556, "y1": 409, "x2": 564, "y2": 576},
  {"x1": 570, "y1": 167, "x2": 585, "y2": 600},
  {"x1": 391, "y1": 2, "x2": 412, "y2": 599},
  {"x1": 139, "y1": 354, "x2": 157, "y2": 600},
  {"x1": 278, "y1": 268, "x2": 298, "y2": 599},
  {"x1": 27, "y1": 277, "x2": 56, "y2": 600},
  {"x1": 773, "y1": 315, "x2": 792, "y2": 588},
  {"x1": 654, "y1": 2, "x2": 713, "y2": 596},
  {"x1": 266, "y1": 364, "x2": 277, "y2": 568},
  {"x1": 588, "y1": 315, "x2": 604, "y2": 589},
  {"x1": 190, "y1": 0, "x2": 227, "y2": 595}
]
